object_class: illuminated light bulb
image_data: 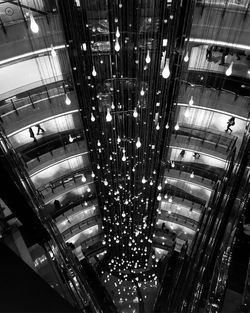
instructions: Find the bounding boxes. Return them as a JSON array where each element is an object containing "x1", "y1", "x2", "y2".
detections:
[
  {"x1": 133, "y1": 108, "x2": 138, "y2": 118},
  {"x1": 174, "y1": 123, "x2": 179, "y2": 131},
  {"x1": 150, "y1": 180, "x2": 153, "y2": 186},
  {"x1": 189, "y1": 96, "x2": 194, "y2": 106},
  {"x1": 140, "y1": 88, "x2": 145, "y2": 96},
  {"x1": 145, "y1": 50, "x2": 151, "y2": 64},
  {"x1": 92, "y1": 66, "x2": 97, "y2": 76},
  {"x1": 165, "y1": 123, "x2": 169, "y2": 129},
  {"x1": 248, "y1": 69, "x2": 250, "y2": 75},
  {"x1": 29, "y1": 12, "x2": 39, "y2": 33},
  {"x1": 97, "y1": 140, "x2": 101, "y2": 147},
  {"x1": 106, "y1": 108, "x2": 112, "y2": 122},
  {"x1": 115, "y1": 37, "x2": 120, "y2": 52},
  {"x1": 117, "y1": 136, "x2": 121, "y2": 144},
  {"x1": 91, "y1": 113, "x2": 95, "y2": 121},
  {"x1": 104, "y1": 179, "x2": 108, "y2": 186},
  {"x1": 162, "y1": 58, "x2": 170, "y2": 79},
  {"x1": 164, "y1": 178, "x2": 168, "y2": 184},
  {"x1": 156, "y1": 123, "x2": 160, "y2": 130},
  {"x1": 91, "y1": 171, "x2": 95, "y2": 178},
  {"x1": 69, "y1": 134, "x2": 73, "y2": 143},
  {"x1": 87, "y1": 187, "x2": 91, "y2": 192},
  {"x1": 65, "y1": 93, "x2": 71, "y2": 105},
  {"x1": 171, "y1": 161, "x2": 175, "y2": 168},
  {"x1": 116, "y1": 26, "x2": 120, "y2": 38},
  {"x1": 157, "y1": 194, "x2": 162, "y2": 201},
  {"x1": 97, "y1": 164, "x2": 100, "y2": 169},
  {"x1": 164, "y1": 194, "x2": 168, "y2": 199},
  {"x1": 226, "y1": 61, "x2": 233, "y2": 76},
  {"x1": 109, "y1": 155, "x2": 113, "y2": 160},
  {"x1": 185, "y1": 109, "x2": 190, "y2": 118},
  {"x1": 102, "y1": 240, "x2": 106, "y2": 245},
  {"x1": 142, "y1": 176, "x2": 147, "y2": 184},
  {"x1": 184, "y1": 51, "x2": 189, "y2": 62},
  {"x1": 136, "y1": 137, "x2": 141, "y2": 148},
  {"x1": 122, "y1": 153, "x2": 126, "y2": 162},
  {"x1": 190, "y1": 171, "x2": 194, "y2": 179},
  {"x1": 51, "y1": 44, "x2": 56, "y2": 57},
  {"x1": 81, "y1": 174, "x2": 86, "y2": 183},
  {"x1": 157, "y1": 184, "x2": 162, "y2": 190},
  {"x1": 111, "y1": 103, "x2": 115, "y2": 110},
  {"x1": 168, "y1": 196, "x2": 173, "y2": 203}
]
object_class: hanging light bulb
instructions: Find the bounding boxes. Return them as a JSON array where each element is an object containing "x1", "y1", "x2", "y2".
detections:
[
  {"x1": 104, "y1": 179, "x2": 108, "y2": 186},
  {"x1": 150, "y1": 180, "x2": 153, "y2": 186},
  {"x1": 117, "y1": 136, "x2": 121, "y2": 144},
  {"x1": 190, "y1": 171, "x2": 194, "y2": 179},
  {"x1": 91, "y1": 113, "x2": 95, "y2": 122},
  {"x1": 116, "y1": 26, "x2": 120, "y2": 38},
  {"x1": 142, "y1": 176, "x2": 147, "y2": 184},
  {"x1": 145, "y1": 50, "x2": 151, "y2": 64},
  {"x1": 226, "y1": 62, "x2": 233, "y2": 76},
  {"x1": 164, "y1": 178, "x2": 168, "y2": 184},
  {"x1": 174, "y1": 123, "x2": 179, "y2": 131},
  {"x1": 97, "y1": 140, "x2": 101, "y2": 147},
  {"x1": 29, "y1": 12, "x2": 39, "y2": 33},
  {"x1": 133, "y1": 108, "x2": 138, "y2": 118},
  {"x1": 65, "y1": 93, "x2": 71, "y2": 105},
  {"x1": 168, "y1": 196, "x2": 173, "y2": 203},
  {"x1": 92, "y1": 66, "x2": 97, "y2": 76},
  {"x1": 164, "y1": 194, "x2": 168, "y2": 199},
  {"x1": 184, "y1": 51, "x2": 189, "y2": 62},
  {"x1": 111, "y1": 102, "x2": 115, "y2": 110},
  {"x1": 157, "y1": 194, "x2": 162, "y2": 201},
  {"x1": 91, "y1": 171, "x2": 95, "y2": 178},
  {"x1": 51, "y1": 44, "x2": 56, "y2": 57},
  {"x1": 162, "y1": 58, "x2": 170, "y2": 79},
  {"x1": 189, "y1": 96, "x2": 194, "y2": 106},
  {"x1": 136, "y1": 137, "x2": 141, "y2": 148},
  {"x1": 122, "y1": 152, "x2": 126, "y2": 162},
  {"x1": 140, "y1": 88, "x2": 145, "y2": 96},
  {"x1": 156, "y1": 123, "x2": 160, "y2": 130},
  {"x1": 171, "y1": 161, "x2": 175, "y2": 168},
  {"x1": 106, "y1": 108, "x2": 112, "y2": 122},
  {"x1": 81, "y1": 174, "x2": 87, "y2": 183},
  {"x1": 115, "y1": 37, "x2": 120, "y2": 52},
  {"x1": 69, "y1": 134, "x2": 73, "y2": 143},
  {"x1": 157, "y1": 184, "x2": 162, "y2": 191},
  {"x1": 165, "y1": 123, "x2": 169, "y2": 129}
]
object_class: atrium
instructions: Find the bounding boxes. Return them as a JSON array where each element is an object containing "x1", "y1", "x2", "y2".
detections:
[{"x1": 0, "y1": 1, "x2": 250, "y2": 312}]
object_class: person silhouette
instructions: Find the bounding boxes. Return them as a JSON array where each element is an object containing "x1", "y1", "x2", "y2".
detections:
[{"x1": 225, "y1": 117, "x2": 235, "y2": 133}]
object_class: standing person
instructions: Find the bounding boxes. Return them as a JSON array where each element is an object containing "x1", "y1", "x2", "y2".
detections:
[
  {"x1": 225, "y1": 117, "x2": 235, "y2": 133},
  {"x1": 29, "y1": 127, "x2": 37, "y2": 142},
  {"x1": 35, "y1": 124, "x2": 45, "y2": 135},
  {"x1": 179, "y1": 150, "x2": 185, "y2": 158}
]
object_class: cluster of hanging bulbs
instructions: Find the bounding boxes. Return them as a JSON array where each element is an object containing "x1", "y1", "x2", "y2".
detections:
[{"x1": 115, "y1": 26, "x2": 121, "y2": 52}]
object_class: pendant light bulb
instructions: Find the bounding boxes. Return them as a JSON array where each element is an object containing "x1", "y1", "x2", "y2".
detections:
[
  {"x1": 65, "y1": 93, "x2": 71, "y2": 105},
  {"x1": 116, "y1": 26, "x2": 120, "y2": 38},
  {"x1": 157, "y1": 194, "x2": 162, "y2": 201},
  {"x1": 92, "y1": 66, "x2": 97, "y2": 77},
  {"x1": 115, "y1": 37, "x2": 120, "y2": 52},
  {"x1": 168, "y1": 196, "x2": 173, "y2": 203},
  {"x1": 190, "y1": 171, "x2": 194, "y2": 179},
  {"x1": 117, "y1": 136, "x2": 121, "y2": 144},
  {"x1": 171, "y1": 161, "x2": 175, "y2": 168},
  {"x1": 106, "y1": 108, "x2": 112, "y2": 122},
  {"x1": 226, "y1": 62, "x2": 233, "y2": 76},
  {"x1": 174, "y1": 123, "x2": 179, "y2": 131},
  {"x1": 142, "y1": 176, "x2": 147, "y2": 184},
  {"x1": 81, "y1": 174, "x2": 87, "y2": 183},
  {"x1": 189, "y1": 96, "x2": 194, "y2": 106},
  {"x1": 145, "y1": 50, "x2": 151, "y2": 64},
  {"x1": 133, "y1": 108, "x2": 138, "y2": 118},
  {"x1": 184, "y1": 51, "x2": 189, "y2": 62},
  {"x1": 51, "y1": 44, "x2": 56, "y2": 57},
  {"x1": 91, "y1": 171, "x2": 95, "y2": 178},
  {"x1": 136, "y1": 137, "x2": 141, "y2": 148},
  {"x1": 165, "y1": 123, "x2": 169, "y2": 129},
  {"x1": 122, "y1": 153, "x2": 126, "y2": 162},
  {"x1": 140, "y1": 88, "x2": 145, "y2": 96},
  {"x1": 156, "y1": 123, "x2": 160, "y2": 130},
  {"x1": 162, "y1": 58, "x2": 170, "y2": 79},
  {"x1": 69, "y1": 134, "x2": 73, "y2": 143},
  {"x1": 29, "y1": 12, "x2": 39, "y2": 33},
  {"x1": 91, "y1": 113, "x2": 95, "y2": 122},
  {"x1": 97, "y1": 140, "x2": 101, "y2": 147},
  {"x1": 104, "y1": 179, "x2": 108, "y2": 186}
]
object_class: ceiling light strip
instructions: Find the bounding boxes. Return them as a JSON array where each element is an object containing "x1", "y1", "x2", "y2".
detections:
[
  {"x1": 177, "y1": 103, "x2": 249, "y2": 121},
  {"x1": 7, "y1": 109, "x2": 80, "y2": 137},
  {"x1": 30, "y1": 152, "x2": 88, "y2": 177},
  {"x1": 169, "y1": 145, "x2": 227, "y2": 163},
  {"x1": 189, "y1": 38, "x2": 250, "y2": 51},
  {"x1": 0, "y1": 45, "x2": 67, "y2": 66}
]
